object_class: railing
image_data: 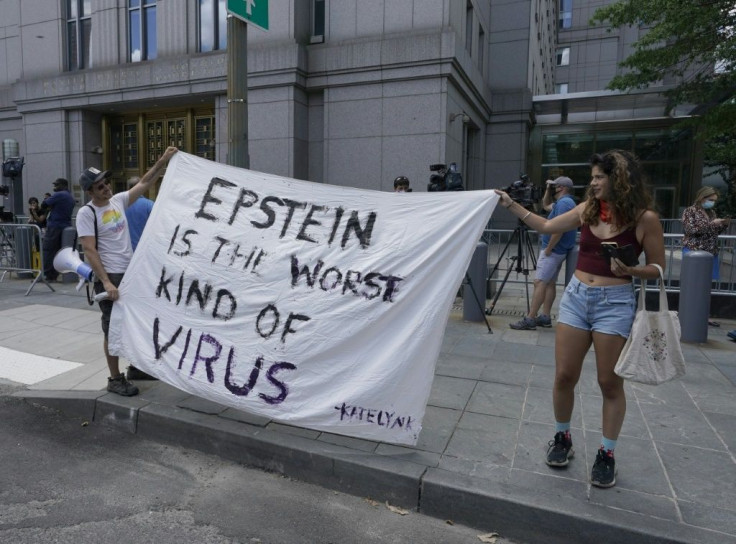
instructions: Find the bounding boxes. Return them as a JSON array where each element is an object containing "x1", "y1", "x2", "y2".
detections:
[
  {"x1": 0, "y1": 223, "x2": 54, "y2": 295},
  {"x1": 483, "y1": 225, "x2": 736, "y2": 296}
]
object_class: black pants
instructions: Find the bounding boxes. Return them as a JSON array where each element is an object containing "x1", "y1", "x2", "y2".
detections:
[{"x1": 42, "y1": 226, "x2": 65, "y2": 280}]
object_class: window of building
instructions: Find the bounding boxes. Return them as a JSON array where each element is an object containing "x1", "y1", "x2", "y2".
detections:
[
  {"x1": 559, "y1": 0, "x2": 572, "y2": 29},
  {"x1": 555, "y1": 83, "x2": 569, "y2": 94},
  {"x1": 540, "y1": 128, "x2": 694, "y2": 218},
  {"x1": 67, "y1": 0, "x2": 91, "y2": 70},
  {"x1": 199, "y1": 0, "x2": 227, "y2": 52},
  {"x1": 311, "y1": 0, "x2": 326, "y2": 43},
  {"x1": 129, "y1": 0, "x2": 157, "y2": 62},
  {"x1": 466, "y1": 1, "x2": 473, "y2": 56},
  {"x1": 556, "y1": 47, "x2": 570, "y2": 66}
]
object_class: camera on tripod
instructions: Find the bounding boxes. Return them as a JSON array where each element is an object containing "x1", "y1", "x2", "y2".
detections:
[
  {"x1": 503, "y1": 174, "x2": 541, "y2": 208},
  {"x1": 428, "y1": 162, "x2": 464, "y2": 192}
]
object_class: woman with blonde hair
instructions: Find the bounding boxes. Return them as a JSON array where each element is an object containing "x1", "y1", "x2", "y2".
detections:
[
  {"x1": 495, "y1": 150, "x2": 665, "y2": 488},
  {"x1": 681, "y1": 186, "x2": 730, "y2": 326},
  {"x1": 682, "y1": 186, "x2": 730, "y2": 280}
]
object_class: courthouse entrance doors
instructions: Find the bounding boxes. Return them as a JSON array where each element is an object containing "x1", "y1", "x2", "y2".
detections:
[{"x1": 102, "y1": 108, "x2": 215, "y2": 198}]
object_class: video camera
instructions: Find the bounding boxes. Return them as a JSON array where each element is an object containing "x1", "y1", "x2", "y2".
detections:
[
  {"x1": 503, "y1": 174, "x2": 541, "y2": 208},
  {"x1": 428, "y1": 162, "x2": 464, "y2": 192}
]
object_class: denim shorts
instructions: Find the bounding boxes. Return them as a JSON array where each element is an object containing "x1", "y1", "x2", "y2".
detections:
[
  {"x1": 535, "y1": 250, "x2": 567, "y2": 282},
  {"x1": 557, "y1": 276, "x2": 636, "y2": 338}
]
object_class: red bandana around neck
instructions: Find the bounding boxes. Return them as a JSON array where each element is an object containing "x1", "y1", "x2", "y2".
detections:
[{"x1": 599, "y1": 200, "x2": 611, "y2": 223}]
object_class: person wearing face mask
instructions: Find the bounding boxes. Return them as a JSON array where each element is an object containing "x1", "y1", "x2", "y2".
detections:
[
  {"x1": 509, "y1": 176, "x2": 577, "y2": 330},
  {"x1": 681, "y1": 186, "x2": 731, "y2": 326}
]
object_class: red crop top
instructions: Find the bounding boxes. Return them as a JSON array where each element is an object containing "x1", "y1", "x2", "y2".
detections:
[{"x1": 576, "y1": 224, "x2": 642, "y2": 279}]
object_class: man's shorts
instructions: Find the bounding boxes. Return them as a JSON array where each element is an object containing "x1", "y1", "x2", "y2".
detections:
[
  {"x1": 535, "y1": 249, "x2": 567, "y2": 283},
  {"x1": 94, "y1": 273, "x2": 125, "y2": 337},
  {"x1": 557, "y1": 276, "x2": 636, "y2": 338}
]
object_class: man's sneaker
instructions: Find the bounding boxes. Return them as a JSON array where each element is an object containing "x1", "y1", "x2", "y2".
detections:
[
  {"x1": 535, "y1": 314, "x2": 552, "y2": 327},
  {"x1": 126, "y1": 365, "x2": 157, "y2": 380},
  {"x1": 510, "y1": 316, "x2": 537, "y2": 330},
  {"x1": 591, "y1": 448, "x2": 617, "y2": 488},
  {"x1": 546, "y1": 431, "x2": 574, "y2": 467},
  {"x1": 107, "y1": 375, "x2": 139, "y2": 396}
]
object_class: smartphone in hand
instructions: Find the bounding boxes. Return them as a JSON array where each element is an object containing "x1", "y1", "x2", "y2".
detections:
[{"x1": 601, "y1": 242, "x2": 638, "y2": 267}]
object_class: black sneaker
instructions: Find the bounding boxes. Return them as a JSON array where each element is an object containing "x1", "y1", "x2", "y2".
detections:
[
  {"x1": 107, "y1": 375, "x2": 139, "y2": 396},
  {"x1": 591, "y1": 448, "x2": 617, "y2": 488},
  {"x1": 546, "y1": 431, "x2": 574, "y2": 467},
  {"x1": 126, "y1": 365, "x2": 158, "y2": 380}
]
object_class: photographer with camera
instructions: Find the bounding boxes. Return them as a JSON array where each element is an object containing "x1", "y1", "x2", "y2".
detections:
[
  {"x1": 509, "y1": 176, "x2": 576, "y2": 330},
  {"x1": 495, "y1": 150, "x2": 665, "y2": 488}
]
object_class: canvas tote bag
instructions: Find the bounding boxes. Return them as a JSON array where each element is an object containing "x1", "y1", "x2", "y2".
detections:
[{"x1": 614, "y1": 264, "x2": 686, "y2": 385}]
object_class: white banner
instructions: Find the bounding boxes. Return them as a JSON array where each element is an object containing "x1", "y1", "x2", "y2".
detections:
[{"x1": 109, "y1": 152, "x2": 498, "y2": 445}]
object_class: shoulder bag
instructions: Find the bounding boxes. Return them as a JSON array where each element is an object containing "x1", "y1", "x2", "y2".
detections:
[{"x1": 614, "y1": 264, "x2": 686, "y2": 385}]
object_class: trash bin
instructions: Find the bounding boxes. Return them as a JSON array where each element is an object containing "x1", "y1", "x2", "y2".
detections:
[
  {"x1": 60, "y1": 226, "x2": 78, "y2": 284},
  {"x1": 464, "y1": 242, "x2": 488, "y2": 322},
  {"x1": 679, "y1": 250, "x2": 712, "y2": 343}
]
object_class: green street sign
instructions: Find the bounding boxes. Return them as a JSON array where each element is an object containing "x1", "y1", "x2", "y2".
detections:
[{"x1": 227, "y1": 0, "x2": 269, "y2": 31}]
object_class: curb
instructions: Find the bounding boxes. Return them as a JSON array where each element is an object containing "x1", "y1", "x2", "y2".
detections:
[{"x1": 15, "y1": 390, "x2": 735, "y2": 544}]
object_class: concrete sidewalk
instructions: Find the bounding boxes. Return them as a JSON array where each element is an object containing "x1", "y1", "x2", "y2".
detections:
[{"x1": 2, "y1": 276, "x2": 736, "y2": 544}]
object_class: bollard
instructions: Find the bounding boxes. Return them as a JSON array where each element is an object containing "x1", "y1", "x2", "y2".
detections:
[
  {"x1": 464, "y1": 242, "x2": 488, "y2": 322},
  {"x1": 60, "y1": 226, "x2": 78, "y2": 284},
  {"x1": 679, "y1": 250, "x2": 712, "y2": 343},
  {"x1": 564, "y1": 244, "x2": 579, "y2": 286}
]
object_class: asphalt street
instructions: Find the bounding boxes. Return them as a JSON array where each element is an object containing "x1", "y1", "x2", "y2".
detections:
[{"x1": 0, "y1": 382, "x2": 518, "y2": 544}]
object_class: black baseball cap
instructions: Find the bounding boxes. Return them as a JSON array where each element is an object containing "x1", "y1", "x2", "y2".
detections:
[{"x1": 79, "y1": 167, "x2": 111, "y2": 191}]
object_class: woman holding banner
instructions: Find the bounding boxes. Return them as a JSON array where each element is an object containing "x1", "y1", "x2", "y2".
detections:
[{"x1": 495, "y1": 150, "x2": 665, "y2": 488}]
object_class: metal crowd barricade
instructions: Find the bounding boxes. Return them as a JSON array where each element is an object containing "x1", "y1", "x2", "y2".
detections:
[
  {"x1": 0, "y1": 222, "x2": 55, "y2": 295},
  {"x1": 483, "y1": 225, "x2": 736, "y2": 299}
]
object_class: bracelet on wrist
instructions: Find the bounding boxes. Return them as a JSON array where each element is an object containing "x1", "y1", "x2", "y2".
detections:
[{"x1": 521, "y1": 211, "x2": 532, "y2": 221}]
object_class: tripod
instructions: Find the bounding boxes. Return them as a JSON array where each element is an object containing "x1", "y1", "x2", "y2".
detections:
[{"x1": 485, "y1": 218, "x2": 537, "y2": 316}]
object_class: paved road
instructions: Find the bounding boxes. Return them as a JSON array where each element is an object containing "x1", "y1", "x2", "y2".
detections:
[{"x1": 0, "y1": 382, "x2": 518, "y2": 544}]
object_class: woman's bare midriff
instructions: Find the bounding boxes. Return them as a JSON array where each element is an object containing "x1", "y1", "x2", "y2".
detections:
[{"x1": 574, "y1": 270, "x2": 631, "y2": 286}]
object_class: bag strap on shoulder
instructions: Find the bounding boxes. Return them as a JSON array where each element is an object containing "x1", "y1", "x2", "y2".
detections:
[{"x1": 84, "y1": 204, "x2": 98, "y2": 306}]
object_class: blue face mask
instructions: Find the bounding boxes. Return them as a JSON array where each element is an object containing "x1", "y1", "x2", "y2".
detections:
[{"x1": 702, "y1": 200, "x2": 715, "y2": 210}]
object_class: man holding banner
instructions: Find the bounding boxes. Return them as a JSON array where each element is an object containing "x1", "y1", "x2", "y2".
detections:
[{"x1": 75, "y1": 146, "x2": 178, "y2": 396}]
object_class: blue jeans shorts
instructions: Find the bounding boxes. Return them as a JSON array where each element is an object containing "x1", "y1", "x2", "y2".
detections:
[
  {"x1": 535, "y1": 250, "x2": 566, "y2": 282},
  {"x1": 557, "y1": 276, "x2": 636, "y2": 338}
]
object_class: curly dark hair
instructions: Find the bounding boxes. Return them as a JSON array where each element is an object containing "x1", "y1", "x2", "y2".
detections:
[{"x1": 582, "y1": 149, "x2": 654, "y2": 228}]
